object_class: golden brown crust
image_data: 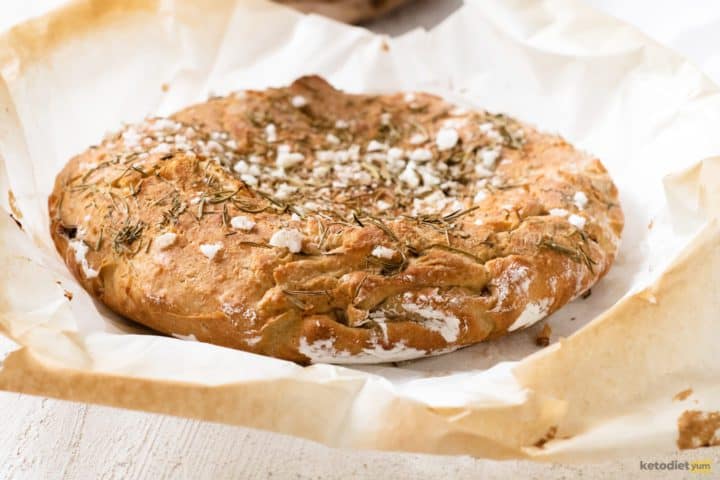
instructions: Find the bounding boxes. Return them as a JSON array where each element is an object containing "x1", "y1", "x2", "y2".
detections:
[{"x1": 49, "y1": 75, "x2": 623, "y2": 364}]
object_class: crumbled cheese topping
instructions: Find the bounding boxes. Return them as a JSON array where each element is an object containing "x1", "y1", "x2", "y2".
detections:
[
  {"x1": 230, "y1": 216, "x2": 255, "y2": 231},
  {"x1": 549, "y1": 208, "x2": 569, "y2": 217},
  {"x1": 265, "y1": 123, "x2": 277, "y2": 143},
  {"x1": 435, "y1": 127, "x2": 459, "y2": 151},
  {"x1": 479, "y1": 147, "x2": 500, "y2": 169},
  {"x1": 334, "y1": 119, "x2": 349, "y2": 129},
  {"x1": 326, "y1": 133, "x2": 340, "y2": 145},
  {"x1": 371, "y1": 245, "x2": 396, "y2": 259},
  {"x1": 409, "y1": 133, "x2": 427, "y2": 145},
  {"x1": 291, "y1": 95, "x2": 308, "y2": 108},
  {"x1": 473, "y1": 190, "x2": 488, "y2": 203},
  {"x1": 399, "y1": 162, "x2": 420, "y2": 187},
  {"x1": 568, "y1": 213, "x2": 586, "y2": 229},
  {"x1": 376, "y1": 200, "x2": 392, "y2": 211},
  {"x1": 155, "y1": 232, "x2": 177, "y2": 250},
  {"x1": 275, "y1": 145, "x2": 304, "y2": 169},
  {"x1": 367, "y1": 140, "x2": 387, "y2": 152},
  {"x1": 387, "y1": 147, "x2": 404, "y2": 162},
  {"x1": 574, "y1": 191, "x2": 588, "y2": 209},
  {"x1": 199, "y1": 243, "x2": 223, "y2": 260},
  {"x1": 409, "y1": 148, "x2": 433, "y2": 162},
  {"x1": 269, "y1": 228, "x2": 304, "y2": 253}
]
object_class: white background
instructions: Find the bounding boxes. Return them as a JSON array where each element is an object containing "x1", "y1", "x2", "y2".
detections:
[{"x1": 2, "y1": 1, "x2": 720, "y2": 478}]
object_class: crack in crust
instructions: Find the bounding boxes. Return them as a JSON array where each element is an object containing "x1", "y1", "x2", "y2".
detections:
[{"x1": 48, "y1": 76, "x2": 624, "y2": 364}]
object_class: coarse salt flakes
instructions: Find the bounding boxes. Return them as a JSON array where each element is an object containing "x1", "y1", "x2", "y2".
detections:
[
  {"x1": 326, "y1": 133, "x2": 340, "y2": 145},
  {"x1": 549, "y1": 208, "x2": 569, "y2": 217},
  {"x1": 335, "y1": 119, "x2": 349, "y2": 129}
]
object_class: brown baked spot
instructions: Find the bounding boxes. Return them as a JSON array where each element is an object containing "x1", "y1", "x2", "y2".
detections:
[{"x1": 533, "y1": 425, "x2": 557, "y2": 448}]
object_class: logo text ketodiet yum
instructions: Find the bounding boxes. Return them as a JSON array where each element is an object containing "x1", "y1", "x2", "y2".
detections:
[{"x1": 639, "y1": 460, "x2": 712, "y2": 472}]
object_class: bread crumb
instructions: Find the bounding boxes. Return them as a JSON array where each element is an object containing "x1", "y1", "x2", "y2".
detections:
[
  {"x1": 674, "y1": 388, "x2": 693, "y2": 402},
  {"x1": 677, "y1": 410, "x2": 720, "y2": 449},
  {"x1": 161, "y1": 83, "x2": 169, "y2": 92}
]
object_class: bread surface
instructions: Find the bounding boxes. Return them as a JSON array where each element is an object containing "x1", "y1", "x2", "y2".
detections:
[{"x1": 49, "y1": 76, "x2": 623, "y2": 363}]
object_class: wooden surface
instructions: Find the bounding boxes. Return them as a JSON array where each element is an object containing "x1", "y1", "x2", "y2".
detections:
[{"x1": 3, "y1": 1, "x2": 720, "y2": 478}]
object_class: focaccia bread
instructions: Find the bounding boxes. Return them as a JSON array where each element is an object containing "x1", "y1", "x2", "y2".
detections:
[{"x1": 49, "y1": 76, "x2": 623, "y2": 364}]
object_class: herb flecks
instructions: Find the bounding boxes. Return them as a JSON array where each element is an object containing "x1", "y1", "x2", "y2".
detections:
[{"x1": 112, "y1": 220, "x2": 145, "y2": 254}]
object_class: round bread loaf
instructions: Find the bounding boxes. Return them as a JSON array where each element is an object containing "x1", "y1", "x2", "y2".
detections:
[
  {"x1": 275, "y1": 0, "x2": 412, "y2": 23},
  {"x1": 49, "y1": 76, "x2": 623, "y2": 364}
]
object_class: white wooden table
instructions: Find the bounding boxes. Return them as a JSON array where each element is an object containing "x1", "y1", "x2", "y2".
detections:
[{"x1": 3, "y1": 1, "x2": 720, "y2": 478}]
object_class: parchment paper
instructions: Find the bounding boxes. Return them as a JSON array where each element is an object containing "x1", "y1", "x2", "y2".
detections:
[{"x1": 0, "y1": 0, "x2": 719, "y2": 461}]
